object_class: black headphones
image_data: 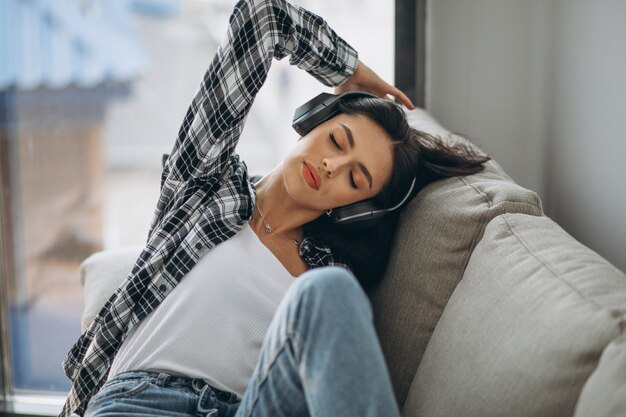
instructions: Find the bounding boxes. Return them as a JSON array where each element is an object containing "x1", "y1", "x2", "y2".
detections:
[{"x1": 292, "y1": 91, "x2": 417, "y2": 230}]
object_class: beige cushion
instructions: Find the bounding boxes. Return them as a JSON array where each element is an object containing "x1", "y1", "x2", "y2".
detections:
[
  {"x1": 79, "y1": 246, "x2": 143, "y2": 332},
  {"x1": 403, "y1": 213, "x2": 626, "y2": 417},
  {"x1": 574, "y1": 333, "x2": 626, "y2": 417},
  {"x1": 369, "y1": 109, "x2": 544, "y2": 407}
]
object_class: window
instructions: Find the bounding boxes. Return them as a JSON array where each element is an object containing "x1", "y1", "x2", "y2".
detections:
[{"x1": 0, "y1": 0, "x2": 417, "y2": 414}]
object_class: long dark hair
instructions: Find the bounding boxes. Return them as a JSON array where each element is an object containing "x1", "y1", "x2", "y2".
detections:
[{"x1": 302, "y1": 97, "x2": 490, "y2": 290}]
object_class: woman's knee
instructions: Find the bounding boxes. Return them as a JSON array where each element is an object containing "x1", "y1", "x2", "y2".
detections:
[
  {"x1": 298, "y1": 266, "x2": 357, "y2": 291},
  {"x1": 289, "y1": 266, "x2": 372, "y2": 318}
]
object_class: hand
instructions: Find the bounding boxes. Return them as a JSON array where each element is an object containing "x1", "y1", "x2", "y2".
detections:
[{"x1": 334, "y1": 60, "x2": 415, "y2": 110}]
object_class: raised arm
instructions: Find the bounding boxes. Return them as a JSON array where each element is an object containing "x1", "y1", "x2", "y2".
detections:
[{"x1": 161, "y1": 0, "x2": 359, "y2": 186}]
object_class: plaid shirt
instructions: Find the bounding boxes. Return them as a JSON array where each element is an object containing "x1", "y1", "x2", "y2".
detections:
[{"x1": 60, "y1": 0, "x2": 358, "y2": 415}]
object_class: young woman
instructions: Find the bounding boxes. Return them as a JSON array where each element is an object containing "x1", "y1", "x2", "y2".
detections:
[{"x1": 61, "y1": 0, "x2": 488, "y2": 416}]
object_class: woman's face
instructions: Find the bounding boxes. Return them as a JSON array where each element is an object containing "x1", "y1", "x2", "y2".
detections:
[{"x1": 283, "y1": 113, "x2": 394, "y2": 211}]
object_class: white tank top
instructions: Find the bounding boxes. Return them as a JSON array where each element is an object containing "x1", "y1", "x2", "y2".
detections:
[{"x1": 109, "y1": 223, "x2": 296, "y2": 397}]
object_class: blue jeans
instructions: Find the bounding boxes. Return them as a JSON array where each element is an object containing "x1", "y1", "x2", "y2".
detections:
[{"x1": 84, "y1": 267, "x2": 401, "y2": 417}]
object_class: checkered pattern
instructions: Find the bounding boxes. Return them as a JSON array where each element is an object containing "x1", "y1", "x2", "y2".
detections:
[{"x1": 60, "y1": 0, "x2": 358, "y2": 415}]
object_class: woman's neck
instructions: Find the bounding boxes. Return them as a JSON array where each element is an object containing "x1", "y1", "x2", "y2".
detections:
[{"x1": 252, "y1": 164, "x2": 323, "y2": 237}]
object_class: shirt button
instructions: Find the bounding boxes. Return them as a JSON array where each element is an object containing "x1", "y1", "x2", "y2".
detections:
[
  {"x1": 195, "y1": 242, "x2": 202, "y2": 250},
  {"x1": 159, "y1": 284, "x2": 167, "y2": 292}
]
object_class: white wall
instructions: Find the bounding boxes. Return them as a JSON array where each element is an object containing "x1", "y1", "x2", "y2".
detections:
[{"x1": 427, "y1": 0, "x2": 626, "y2": 272}]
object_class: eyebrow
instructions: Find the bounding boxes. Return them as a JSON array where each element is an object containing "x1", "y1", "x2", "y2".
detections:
[{"x1": 340, "y1": 123, "x2": 373, "y2": 190}]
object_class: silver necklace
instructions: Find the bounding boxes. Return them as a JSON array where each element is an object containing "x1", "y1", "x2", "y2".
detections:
[{"x1": 254, "y1": 203, "x2": 301, "y2": 248}]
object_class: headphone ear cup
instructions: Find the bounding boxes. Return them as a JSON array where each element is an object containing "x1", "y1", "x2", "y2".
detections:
[
  {"x1": 292, "y1": 92, "x2": 337, "y2": 136},
  {"x1": 292, "y1": 91, "x2": 379, "y2": 136},
  {"x1": 331, "y1": 199, "x2": 384, "y2": 228},
  {"x1": 331, "y1": 176, "x2": 419, "y2": 230}
]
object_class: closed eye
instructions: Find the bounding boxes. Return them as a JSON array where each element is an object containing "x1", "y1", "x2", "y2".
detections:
[
  {"x1": 330, "y1": 132, "x2": 358, "y2": 190},
  {"x1": 330, "y1": 132, "x2": 342, "y2": 150},
  {"x1": 350, "y1": 172, "x2": 358, "y2": 189}
]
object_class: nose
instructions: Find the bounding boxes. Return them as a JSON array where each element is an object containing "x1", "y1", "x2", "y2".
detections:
[{"x1": 322, "y1": 156, "x2": 349, "y2": 178}]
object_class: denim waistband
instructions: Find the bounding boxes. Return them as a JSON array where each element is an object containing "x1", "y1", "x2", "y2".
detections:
[{"x1": 107, "y1": 370, "x2": 240, "y2": 404}]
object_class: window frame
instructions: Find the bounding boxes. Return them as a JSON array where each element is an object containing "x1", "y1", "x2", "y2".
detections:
[{"x1": 395, "y1": 0, "x2": 426, "y2": 107}]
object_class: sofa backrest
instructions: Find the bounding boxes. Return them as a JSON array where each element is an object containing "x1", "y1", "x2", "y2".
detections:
[
  {"x1": 368, "y1": 108, "x2": 544, "y2": 408},
  {"x1": 403, "y1": 213, "x2": 626, "y2": 417}
]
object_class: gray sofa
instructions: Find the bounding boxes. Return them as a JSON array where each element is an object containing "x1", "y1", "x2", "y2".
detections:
[{"x1": 80, "y1": 108, "x2": 626, "y2": 416}]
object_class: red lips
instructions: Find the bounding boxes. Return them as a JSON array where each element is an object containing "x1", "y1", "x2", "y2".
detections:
[{"x1": 303, "y1": 161, "x2": 320, "y2": 190}]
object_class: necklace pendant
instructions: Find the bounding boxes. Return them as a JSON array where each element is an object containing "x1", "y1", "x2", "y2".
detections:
[{"x1": 263, "y1": 223, "x2": 273, "y2": 235}]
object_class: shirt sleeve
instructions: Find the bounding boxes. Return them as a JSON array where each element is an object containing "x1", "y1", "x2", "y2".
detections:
[{"x1": 161, "y1": 0, "x2": 358, "y2": 186}]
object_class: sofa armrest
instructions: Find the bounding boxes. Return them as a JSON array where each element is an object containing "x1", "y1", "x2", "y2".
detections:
[{"x1": 79, "y1": 246, "x2": 144, "y2": 332}]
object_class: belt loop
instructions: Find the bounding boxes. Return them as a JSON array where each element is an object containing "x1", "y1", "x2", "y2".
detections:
[
  {"x1": 192, "y1": 378, "x2": 204, "y2": 392},
  {"x1": 197, "y1": 384, "x2": 219, "y2": 415},
  {"x1": 156, "y1": 372, "x2": 169, "y2": 387}
]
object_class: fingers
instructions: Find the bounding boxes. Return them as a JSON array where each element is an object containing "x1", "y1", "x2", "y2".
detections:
[
  {"x1": 339, "y1": 59, "x2": 415, "y2": 109},
  {"x1": 389, "y1": 86, "x2": 415, "y2": 110}
]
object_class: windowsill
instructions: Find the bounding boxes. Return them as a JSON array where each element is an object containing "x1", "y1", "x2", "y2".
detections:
[{"x1": 1, "y1": 394, "x2": 65, "y2": 416}]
